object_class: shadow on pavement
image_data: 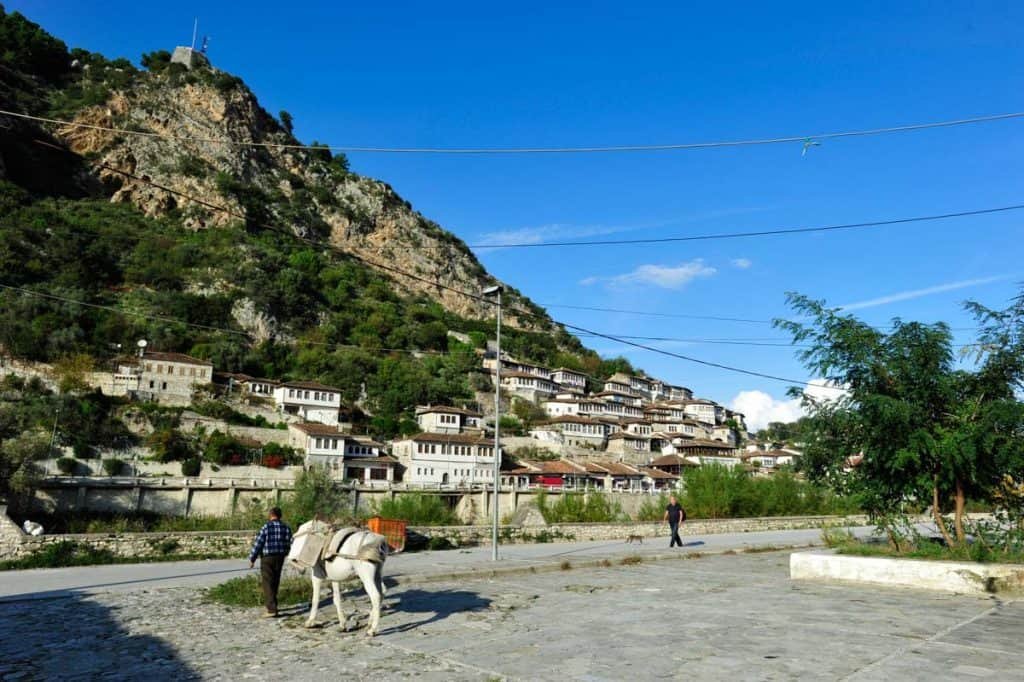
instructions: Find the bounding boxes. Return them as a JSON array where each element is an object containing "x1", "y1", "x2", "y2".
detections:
[
  {"x1": 376, "y1": 588, "x2": 492, "y2": 635},
  {"x1": 0, "y1": 592, "x2": 199, "y2": 679}
]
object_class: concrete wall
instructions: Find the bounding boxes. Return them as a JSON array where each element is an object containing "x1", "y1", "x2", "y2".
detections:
[
  {"x1": 178, "y1": 414, "x2": 291, "y2": 445},
  {"x1": 1, "y1": 511, "x2": 870, "y2": 561},
  {"x1": 791, "y1": 549, "x2": 1024, "y2": 595}
]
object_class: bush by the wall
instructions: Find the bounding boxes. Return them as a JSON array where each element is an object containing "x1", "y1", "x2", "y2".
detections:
[
  {"x1": 373, "y1": 493, "x2": 460, "y2": 526},
  {"x1": 181, "y1": 457, "x2": 202, "y2": 477},
  {"x1": 101, "y1": 458, "x2": 123, "y2": 476},
  {"x1": 56, "y1": 457, "x2": 78, "y2": 475}
]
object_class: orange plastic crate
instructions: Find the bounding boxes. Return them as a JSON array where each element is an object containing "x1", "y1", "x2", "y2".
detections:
[{"x1": 367, "y1": 516, "x2": 406, "y2": 553}]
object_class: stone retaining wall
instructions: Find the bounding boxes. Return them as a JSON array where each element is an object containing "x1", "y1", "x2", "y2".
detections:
[
  {"x1": 0, "y1": 514, "x2": 872, "y2": 562},
  {"x1": 418, "y1": 515, "x2": 873, "y2": 546}
]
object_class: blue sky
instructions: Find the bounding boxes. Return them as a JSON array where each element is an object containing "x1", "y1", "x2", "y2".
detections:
[{"x1": 12, "y1": 1, "x2": 1024, "y2": 428}]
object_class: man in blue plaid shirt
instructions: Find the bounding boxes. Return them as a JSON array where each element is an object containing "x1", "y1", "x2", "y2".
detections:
[{"x1": 248, "y1": 507, "x2": 293, "y2": 617}]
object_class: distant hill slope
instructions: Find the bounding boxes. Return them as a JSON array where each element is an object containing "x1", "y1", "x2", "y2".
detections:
[{"x1": 0, "y1": 8, "x2": 636, "y2": 436}]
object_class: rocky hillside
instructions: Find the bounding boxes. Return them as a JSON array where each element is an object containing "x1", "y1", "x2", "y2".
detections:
[
  {"x1": 0, "y1": 9, "x2": 631, "y2": 437},
  {"x1": 0, "y1": 8, "x2": 547, "y2": 329}
]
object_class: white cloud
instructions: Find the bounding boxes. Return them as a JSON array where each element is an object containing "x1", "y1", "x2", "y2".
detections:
[
  {"x1": 837, "y1": 275, "x2": 1012, "y2": 312},
  {"x1": 472, "y1": 223, "x2": 638, "y2": 252},
  {"x1": 580, "y1": 259, "x2": 717, "y2": 290},
  {"x1": 731, "y1": 258, "x2": 752, "y2": 269},
  {"x1": 729, "y1": 379, "x2": 845, "y2": 432}
]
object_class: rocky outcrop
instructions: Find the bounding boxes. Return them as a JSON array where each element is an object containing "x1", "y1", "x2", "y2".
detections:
[{"x1": 54, "y1": 68, "x2": 547, "y2": 329}]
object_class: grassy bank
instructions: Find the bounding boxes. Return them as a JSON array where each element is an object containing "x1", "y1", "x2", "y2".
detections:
[
  {"x1": 205, "y1": 574, "x2": 313, "y2": 608},
  {"x1": 823, "y1": 528, "x2": 1024, "y2": 564}
]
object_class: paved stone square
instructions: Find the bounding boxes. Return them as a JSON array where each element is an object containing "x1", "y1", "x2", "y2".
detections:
[{"x1": 2, "y1": 551, "x2": 1021, "y2": 680}]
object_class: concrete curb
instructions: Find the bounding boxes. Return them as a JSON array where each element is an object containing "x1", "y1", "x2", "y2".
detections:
[{"x1": 387, "y1": 541, "x2": 820, "y2": 587}]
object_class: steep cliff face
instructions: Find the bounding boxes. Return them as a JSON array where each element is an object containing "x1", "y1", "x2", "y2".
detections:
[{"x1": 47, "y1": 61, "x2": 544, "y2": 329}]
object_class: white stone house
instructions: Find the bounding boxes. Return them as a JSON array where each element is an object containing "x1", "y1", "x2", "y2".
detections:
[
  {"x1": 541, "y1": 398, "x2": 605, "y2": 418},
  {"x1": 273, "y1": 381, "x2": 342, "y2": 426},
  {"x1": 415, "y1": 405, "x2": 483, "y2": 434},
  {"x1": 668, "y1": 385, "x2": 694, "y2": 401},
  {"x1": 605, "y1": 432, "x2": 652, "y2": 461},
  {"x1": 711, "y1": 424, "x2": 738, "y2": 446},
  {"x1": 682, "y1": 399, "x2": 719, "y2": 425},
  {"x1": 500, "y1": 372, "x2": 559, "y2": 401},
  {"x1": 112, "y1": 351, "x2": 214, "y2": 406},
  {"x1": 551, "y1": 367, "x2": 587, "y2": 392},
  {"x1": 288, "y1": 423, "x2": 395, "y2": 482},
  {"x1": 391, "y1": 432, "x2": 497, "y2": 486},
  {"x1": 594, "y1": 400, "x2": 643, "y2": 420},
  {"x1": 531, "y1": 415, "x2": 607, "y2": 448}
]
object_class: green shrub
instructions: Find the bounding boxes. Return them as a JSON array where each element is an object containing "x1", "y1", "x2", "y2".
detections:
[
  {"x1": 680, "y1": 465, "x2": 859, "y2": 519},
  {"x1": 181, "y1": 457, "x2": 202, "y2": 477},
  {"x1": 56, "y1": 457, "x2": 78, "y2": 475},
  {"x1": 1, "y1": 541, "x2": 116, "y2": 570},
  {"x1": 101, "y1": 458, "x2": 123, "y2": 476},
  {"x1": 287, "y1": 466, "x2": 351, "y2": 526},
  {"x1": 205, "y1": 575, "x2": 311, "y2": 608},
  {"x1": 373, "y1": 493, "x2": 459, "y2": 526},
  {"x1": 427, "y1": 536, "x2": 455, "y2": 551},
  {"x1": 636, "y1": 493, "x2": 671, "y2": 521},
  {"x1": 536, "y1": 491, "x2": 624, "y2": 524}
]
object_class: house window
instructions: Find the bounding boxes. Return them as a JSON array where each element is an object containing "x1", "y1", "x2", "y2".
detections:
[
  {"x1": 288, "y1": 389, "x2": 295, "y2": 398},
  {"x1": 156, "y1": 365, "x2": 163, "y2": 374},
  {"x1": 161, "y1": 382, "x2": 167, "y2": 390},
  {"x1": 149, "y1": 380, "x2": 154, "y2": 389}
]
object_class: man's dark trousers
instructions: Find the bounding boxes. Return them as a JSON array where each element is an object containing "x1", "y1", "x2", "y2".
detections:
[
  {"x1": 260, "y1": 553, "x2": 286, "y2": 613},
  {"x1": 669, "y1": 522, "x2": 683, "y2": 547}
]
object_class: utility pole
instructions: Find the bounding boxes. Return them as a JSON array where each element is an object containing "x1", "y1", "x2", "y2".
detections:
[
  {"x1": 48, "y1": 406, "x2": 61, "y2": 458},
  {"x1": 482, "y1": 285, "x2": 503, "y2": 560}
]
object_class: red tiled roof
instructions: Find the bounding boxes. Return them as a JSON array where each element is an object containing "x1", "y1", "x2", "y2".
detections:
[
  {"x1": 649, "y1": 454, "x2": 700, "y2": 467},
  {"x1": 674, "y1": 439, "x2": 736, "y2": 450},
  {"x1": 281, "y1": 380, "x2": 341, "y2": 392},
  {"x1": 607, "y1": 432, "x2": 650, "y2": 441},
  {"x1": 639, "y1": 467, "x2": 678, "y2": 479},
  {"x1": 399, "y1": 432, "x2": 493, "y2": 445},
  {"x1": 416, "y1": 405, "x2": 482, "y2": 417},
  {"x1": 143, "y1": 351, "x2": 213, "y2": 366},
  {"x1": 289, "y1": 423, "x2": 343, "y2": 436},
  {"x1": 540, "y1": 415, "x2": 605, "y2": 425},
  {"x1": 585, "y1": 461, "x2": 642, "y2": 476}
]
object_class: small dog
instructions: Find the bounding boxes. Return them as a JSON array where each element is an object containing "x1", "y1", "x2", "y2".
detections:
[{"x1": 625, "y1": 534, "x2": 644, "y2": 545}]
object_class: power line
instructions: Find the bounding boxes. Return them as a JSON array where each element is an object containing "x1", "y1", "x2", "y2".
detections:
[
  {"x1": 16, "y1": 140, "x2": 925, "y2": 391},
  {"x1": 545, "y1": 303, "x2": 980, "y2": 331},
  {"x1": 5, "y1": 109, "x2": 1024, "y2": 154},
  {"x1": 464, "y1": 203, "x2": 1024, "y2": 249}
]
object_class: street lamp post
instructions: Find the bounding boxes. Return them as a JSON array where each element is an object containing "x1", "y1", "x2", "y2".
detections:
[{"x1": 482, "y1": 285, "x2": 503, "y2": 560}]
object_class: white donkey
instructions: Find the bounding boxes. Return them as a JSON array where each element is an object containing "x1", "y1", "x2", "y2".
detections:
[{"x1": 287, "y1": 520, "x2": 390, "y2": 636}]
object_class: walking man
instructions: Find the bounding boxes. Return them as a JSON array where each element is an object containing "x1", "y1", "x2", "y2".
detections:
[
  {"x1": 663, "y1": 495, "x2": 686, "y2": 548},
  {"x1": 249, "y1": 506, "x2": 293, "y2": 617}
]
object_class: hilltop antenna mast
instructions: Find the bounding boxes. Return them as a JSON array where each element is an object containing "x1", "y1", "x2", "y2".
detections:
[{"x1": 191, "y1": 18, "x2": 198, "y2": 50}]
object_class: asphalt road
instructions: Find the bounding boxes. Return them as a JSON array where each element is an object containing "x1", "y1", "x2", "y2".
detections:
[{"x1": 0, "y1": 525, "x2": 881, "y2": 602}]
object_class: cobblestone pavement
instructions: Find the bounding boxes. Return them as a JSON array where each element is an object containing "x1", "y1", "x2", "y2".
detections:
[{"x1": 2, "y1": 551, "x2": 1022, "y2": 681}]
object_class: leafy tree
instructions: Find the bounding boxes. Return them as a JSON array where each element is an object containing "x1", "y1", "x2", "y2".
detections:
[
  {"x1": 140, "y1": 50, "x2": 171, "y2": 72},
  {"x1": 0, "y1": 8, "x2": 69, "y2": 82},
  {"x1": 0, "y1": 431, "x2": 46, "y2": 507},
  {"x1": 147, "y1": 428, "x2": 196, "y2": 462},
  {"x1": 777, "y1": 291, "x2": 1024, "y2": 547},
  {"x1": 278, "y1": 110, "x2": 294, "y2": 134}
]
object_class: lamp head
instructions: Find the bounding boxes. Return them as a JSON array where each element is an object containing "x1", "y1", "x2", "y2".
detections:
[{"x1": 482, "y1": 285, "x2": 503, "y2": 296}]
